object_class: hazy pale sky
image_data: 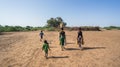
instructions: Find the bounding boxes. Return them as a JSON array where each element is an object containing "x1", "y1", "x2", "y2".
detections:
[{"x1": 0, "y1": 0, "x2": 120, "y2": 27}]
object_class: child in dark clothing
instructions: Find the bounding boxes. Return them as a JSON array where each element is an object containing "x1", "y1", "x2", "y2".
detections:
[
  {"x1": 77, "y1": 28, "x2": 84, "y2": 50},
  {"x1": 39, "y1": 31, "x2": 44, "y2": 41}
]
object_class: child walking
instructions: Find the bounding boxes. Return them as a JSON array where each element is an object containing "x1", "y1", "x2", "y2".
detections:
[
  {"x1": 59, "y1": 28, "x2": 66, "y2": 51},
  {"x1": 39, "y1": 31, "x2": 44, "y2": 41},
  {"x1": 77, "y1": 27, "x2": 84, "y2": 50},
  {"x1": 42, "y1": 40, "x2": 50, "y2": 59}
]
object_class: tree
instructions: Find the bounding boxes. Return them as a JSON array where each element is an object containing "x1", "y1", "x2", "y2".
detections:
[
  {"x1": 56, "y1": 17, "x2": 63, "y2": 22},
  {"x1": 56, "y1": 17, "x2": 67, "y2": 28},
  {"x1": 47, "y1": 18, "x2": 58, "y2": 27},
  {"x1": 0, "y1": 25, "x2": 3, "y2": 34},
  {"x1": 26, "y1": 26, "x2": 33, "y2": 31},
  {"x1": 14, "y1": 26, "x2": 24, "y2": 31},
  {"x1": 46, "y1": 17, "x2": 67, "y2": 28}
]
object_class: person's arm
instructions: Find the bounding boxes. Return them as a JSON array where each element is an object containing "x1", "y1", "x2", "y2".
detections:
[
  {"x1": 48, "y1": 44, "x2": 50, "y2": 50},
  {"x1": 42, "y1": 45, "x2": 44, "y2": 50},
  {"x1": 42, "y1": 44, "x2": 45, "y2": 51},
  {"x1": 77, "y1": 32, "x2": 79, "y2": 40},
  {"x1": 39, "y1": 33, "x2": 41, "y2": 36},
  {"x1": 64, "y1": 32, "x2": 66, "y2": 39},
  {"x1": 59, "y1": 32, "x2": 61, "y2": 39}
]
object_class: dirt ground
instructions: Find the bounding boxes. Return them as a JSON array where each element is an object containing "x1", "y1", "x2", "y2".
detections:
[{"x1": 0, "y1": 30, "x2": 120, "y2": 67}]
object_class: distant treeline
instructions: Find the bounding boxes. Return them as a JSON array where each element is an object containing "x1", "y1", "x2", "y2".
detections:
[
  {"x1": 0, "y1": 25, "x2": 120, "y2": 33},
  {"x1": 66, "y1": 26, "x2": 120, "y2": 31},
  {"x1": 65, "y1": 26, "x2": 101, "y2": 31},
  {"x1": 0, "y1": 25, "x2": 42, "y2": 32},
  {"x1": 103, "y1": 26, "x2": 120, "y2": 30},
  {"x1": 0, "y1": 25, "x2": 101, "y2": 32}
]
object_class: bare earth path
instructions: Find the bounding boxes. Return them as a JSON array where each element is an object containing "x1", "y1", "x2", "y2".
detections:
[{"x1": 0, "y1": 30, "x2": 120, "y2": 67}]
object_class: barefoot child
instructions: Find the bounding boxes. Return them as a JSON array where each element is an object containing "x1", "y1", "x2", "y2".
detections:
[
  {"x1": 39, "y1": 31, "x2": 44, "y2": 41},
  {"x1": 42, "y1": 40, "x2": 50, "y2": 59},
  {"x1": 77, "y1": 27, "x2": 84, "y2": 50},
  {"x1": 59, "y1": 28, "x2": 66, "y2": 51}
]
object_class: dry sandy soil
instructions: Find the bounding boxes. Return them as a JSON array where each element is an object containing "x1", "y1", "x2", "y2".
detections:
[{"x1": 0, "y1": 30, "x2": 120, "y2": 67}]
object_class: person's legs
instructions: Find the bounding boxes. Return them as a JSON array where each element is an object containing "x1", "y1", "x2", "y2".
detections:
[
  {"x1": 61, "y1": 46, "x2": 63, "y2": 51},
  {"x1": 61, "y1": 43, "x2": 65, "y2": 51},
  {"x1": 45, "y1": 51, "x2": 48, "y2": 59},
  {"x1": 62, "y1": 38, "x2": 65, "y2": 51},
  {"x1": 60, "y1": 38, "x2": 64, "y2": 51},
  {"x1": 41, "y1": 36, "x2": 43, "y2": 41},
  {"x1": 45, "y1": 53, "x2": 47, "y2": 59},
  {"x1": 59, "y1": 38, "x2": 61, "y2": 45},
  {"x1": 64, "y1": 38, "x2": 66, "y2": 46},
  {"x1": 78, "y1": 38, "x2": 82, "y2": 50},
  {"x1": 40, "y1": 36, "x2": 42, "y2": 41},
  {"x1": 41, "y1": 36, "x2": 43, "y2": 39},
  {"x1": 77, "y1": 38, "x2": 80, "y2": 45},
  {"x1": 79, "y1": 42, "x2": 81, "y2": 47},
  {"x1": 79, "y1": 43, "x2": 82, "y2": 50}
]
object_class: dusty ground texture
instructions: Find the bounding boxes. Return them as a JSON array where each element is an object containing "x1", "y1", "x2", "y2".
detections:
[{"x1": 0, "y1": 30, "x2": 120, "y2": 67}]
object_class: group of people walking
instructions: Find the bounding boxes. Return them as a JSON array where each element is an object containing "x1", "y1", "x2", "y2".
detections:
[{"x1": 39, "y1": 27, "x2": 84, "y2": 59}]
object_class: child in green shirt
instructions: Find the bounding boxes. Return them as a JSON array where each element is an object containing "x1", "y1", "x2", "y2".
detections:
[{"x1": 42, "y1": 40, "x2": 50, "y2": 59}]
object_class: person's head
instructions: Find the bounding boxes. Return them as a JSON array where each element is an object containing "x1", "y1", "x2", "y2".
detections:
[
  {"x1": 41, "y1": 31, "x2": 43, "y2": 32},
  {"x1": 44, "y1": 40, "x2": 48, "y2": 44}
]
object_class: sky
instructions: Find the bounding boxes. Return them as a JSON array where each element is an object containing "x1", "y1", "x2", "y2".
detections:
[{"x1": 0, "y1": 0, "x2": 120, "y2": 27}]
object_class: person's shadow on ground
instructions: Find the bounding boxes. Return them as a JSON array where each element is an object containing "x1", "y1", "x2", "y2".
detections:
[
  {"x1": 48, "y1": 56, "x2": 69, "y2": 59},
  {"x1": 66, "y1": 42, "x2": 75, "y2": 44},
  {"x1": 65, "y1": 47, "x2": 106, "y2": 51},
  {"x1": 83, "y1": 47, "x2": 106, "y2": 50}
]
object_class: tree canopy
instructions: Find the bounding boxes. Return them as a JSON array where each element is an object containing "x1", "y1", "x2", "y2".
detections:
[{"x1": 46, "y1": 17, "x2": 67, "y2": 28}]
